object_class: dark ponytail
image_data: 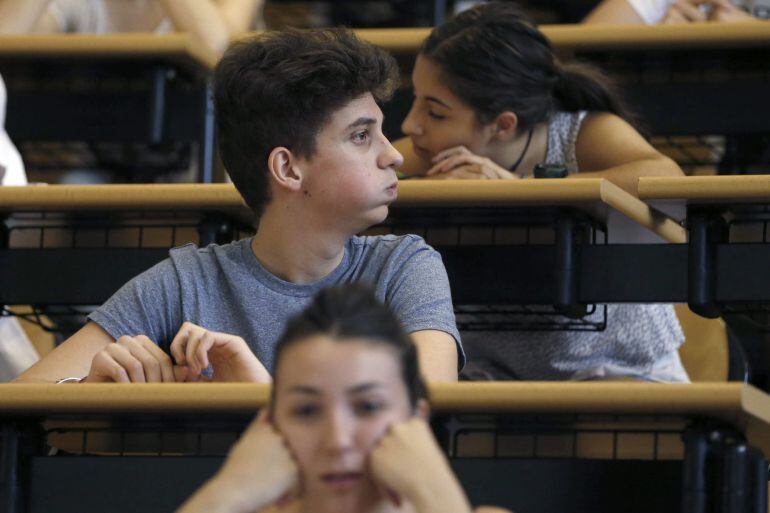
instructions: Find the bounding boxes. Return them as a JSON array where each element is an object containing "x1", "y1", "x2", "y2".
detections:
[
  {"x1": 421, "y1": 2, "x2": 638, "y2": 131},
  {"x1": 553, "y1": 61, "x2": 637, "y2": 125}
]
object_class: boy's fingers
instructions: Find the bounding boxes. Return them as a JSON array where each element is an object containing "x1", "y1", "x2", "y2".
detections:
[
  {"x1": 170, "y1": 328, "x2": 190, "y2": 365},
  {"x1": 137, "y1": 338, "x2": 176, "y2": 383},
  {"x1": 196, "y1": 332, "x2": 215, "y2": 370},
  {"x1": 91, "y1": 351, "x2": 130, "y2": 383},
  {"x1": 185, "y1": 329, "x2": 205, "y2": 375},
  {"x1": 173, "y1": 365, "x2": 191, "y2": 382},
  {"x1": 108, "y1": 343, "x2": 146, "y2": 383},
  {"x1": 125, "y1": 340, "x2": 163, "y2": 382}
]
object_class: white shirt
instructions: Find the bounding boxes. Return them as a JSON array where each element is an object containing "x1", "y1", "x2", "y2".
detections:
[
  {"x1": 0, "y1": 75, "x2": 26, "y2": 186},
  {"x1": 626, "y1": 0, "x2": 762, "y2": 23}
]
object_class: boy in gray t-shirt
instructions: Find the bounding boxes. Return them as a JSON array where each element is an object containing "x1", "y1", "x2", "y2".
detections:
[{"x1": 15, "y1": 29, "x2": 462, "y2": 384}]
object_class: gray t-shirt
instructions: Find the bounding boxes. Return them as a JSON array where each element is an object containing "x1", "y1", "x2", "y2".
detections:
[
  {"x1": 89, "y1": 234, "x2": 464, "y2": 372},
  {"x1": 461, "y1": 111, "x2": 687, "y2": 382}
]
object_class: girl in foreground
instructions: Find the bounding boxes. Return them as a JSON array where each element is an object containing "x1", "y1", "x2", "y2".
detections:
[
  {"x1": 396, "y1": 2, "x2": 689, "y2": 382},
  {"x1": 178, "y1": 285, "x2": 509, "y2": 513}
]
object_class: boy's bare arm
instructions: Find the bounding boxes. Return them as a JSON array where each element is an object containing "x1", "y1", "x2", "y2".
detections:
[
  {"x1": 12, "y1": 322, "x2": 114, "y2": 383},
  {"x1": 411, "y1": 330, "x2": 459, "y2": 382}
]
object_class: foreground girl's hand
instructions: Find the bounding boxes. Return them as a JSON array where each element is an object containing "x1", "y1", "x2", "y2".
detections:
[
  {"x1": 177, "y1": 410, "x2": 299, "y2": 513},
  {"x1": 370, "y1": 418, "x2": 472, "y2": 513},
  {"x1": 170, "y1": 322, "x2": 272, "y2": 382},
  {"x1": 426, "y1": 146, "x2": 518, "y2": 180}
]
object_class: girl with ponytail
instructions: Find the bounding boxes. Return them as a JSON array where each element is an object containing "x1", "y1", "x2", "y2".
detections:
[
  {"x1": 397, "y1": 2, "x2": 690, "y2": 383},
  {"x1": 396, "y1": 1, "x2": 683, "y2": 195}
]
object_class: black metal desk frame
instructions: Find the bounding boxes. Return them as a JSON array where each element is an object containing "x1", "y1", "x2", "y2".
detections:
[{"x1": 0, "y1": 57, "x2": 215, "y2": 183}]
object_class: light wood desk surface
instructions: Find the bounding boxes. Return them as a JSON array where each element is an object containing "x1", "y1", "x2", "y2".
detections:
[
  {"x1": 353, "y1": 22, "x2": 770, "y2": 54},
  {"x1": 638, "y1": 175, "x2": 770, "y2": 205},
  {"x1": 0, "y1": 180, "x2": 686, "y2": 243},
  {"x1": 3, "y1": 382, "x2": 770, "y2": 452},
  {"x1": 0, "y1": 34, "x2": 218, "y2": 73},
  {"x1": 0, "y1": 381, "x2": 762, "y2": 416}
]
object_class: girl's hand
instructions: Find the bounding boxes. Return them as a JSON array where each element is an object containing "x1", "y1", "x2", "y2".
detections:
[
  {"x1": 216, "y1": 410, "x2": 299, "y2": 506},
  {"x1": 426, "y1": 146, "x2": 518, "y2": 180},
  {"x1": 169, "y1": 322, "x2": 272, "y2": 383},
  {"x1": 177, "y1": 410, "x2": 299, "y2": 513},
  {"x1": 370, "y1": 418, "x2": 471, "y2": 513}
]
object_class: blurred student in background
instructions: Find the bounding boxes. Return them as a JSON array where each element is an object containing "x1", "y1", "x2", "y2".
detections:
[
  {"x1": 584, "y1": 0, "x2": 762, "y2": 24},
  {"x1": 0, "y1": 0, "x2": 265, "y2": 55}
]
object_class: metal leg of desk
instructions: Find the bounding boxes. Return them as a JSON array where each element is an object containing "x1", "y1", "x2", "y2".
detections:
[
  {"x1": 433, "y1": 0, "x2": 447, "y2": 25},
  {"x1": 0, "y1": 424, "x2": 21, "y2": 513},
  {"x1": 682, "y1": 423, "x2": 768, "y2": 513},
  {"x1": 554, "y1": 214, "x2": 588, "y2": 319},
  {"x1": 688, "y1": 209, "x2": 727, "y2": 319},
  {"x1": 198, "y1": 81, "x2": 216, "y2": 184},
  {"x1": 148, "y1": 67, "x2": 168, "y2": 146},
  {"x1": 721, "y1": 443, "x2": 768, "y2": 513},
  {"x1": 0, "y1": 215, "x2": 8, "y2": 249},
  {"x1": 197, "y1": 215, "x2": 236, "y2": 246}
]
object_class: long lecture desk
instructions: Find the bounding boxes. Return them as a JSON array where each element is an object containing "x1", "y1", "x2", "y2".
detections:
[
  {"x1": 0, "y1": 34, "x2": 219, "y2": 182},
  {"x1": 638, "y1": 175, "x2": 770, "y2": 319},
  {"x1": 0, "y1": 382, "x2": 768, "y2": 513},
  {"x1": 0, "y1": 180, "x2": 685, "y2": 328},
  {"x1": 355, "y1": 22, "x2": 770, "y2": 138}
]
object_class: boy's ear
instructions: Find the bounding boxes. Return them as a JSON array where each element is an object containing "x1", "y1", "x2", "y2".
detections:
[
  {"x1": 490, "y1": 111, "x2": 518, "y2": 142},
  {"x1": 268, "y1": 146, "x2": 303, "y2": 192},
  {"x1": 414, "y1": 398, "x2": 430, "y2": 420}
]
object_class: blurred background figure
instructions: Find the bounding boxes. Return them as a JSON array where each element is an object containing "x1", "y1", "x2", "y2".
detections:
[
  {"x1": 0, "y1": 0, "x2": 265, "y2": 56},
  {"x1": 0, "y1": 72, "x2": 40, "y2": 382},
  {"x1": 0, "y1": 74, "x2": 24, "y2": 185},
  {"x1": 584, "y1": 0, "x2": 767, "y2": 24}
]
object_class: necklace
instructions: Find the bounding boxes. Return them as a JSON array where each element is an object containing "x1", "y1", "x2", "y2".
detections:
[{"x1": 509, "y1": 128, "x2": 534, "y2": 173}]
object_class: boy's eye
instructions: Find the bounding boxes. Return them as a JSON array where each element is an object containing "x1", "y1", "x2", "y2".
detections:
[{"x1": 352, "y1": 130, "x2": 371, "y2": 143}]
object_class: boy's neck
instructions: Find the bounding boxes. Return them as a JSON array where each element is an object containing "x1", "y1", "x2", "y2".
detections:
[{"x1": 249, "y1": 204, "x2": 351, "y2": 285}]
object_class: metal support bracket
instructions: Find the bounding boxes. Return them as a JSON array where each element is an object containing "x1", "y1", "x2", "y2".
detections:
[
  {"x1": 682, "y1": 422, "x2": 768, "y2": 513},
  {"x1": 554, "y1": 214, "x2": 588, "y2": 318},
  {"x1": 688, "y1": 208, "x2": 728, "y2": 318}
]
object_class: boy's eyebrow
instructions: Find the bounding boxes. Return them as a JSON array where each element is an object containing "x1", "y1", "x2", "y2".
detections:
[
  {"x1": 426, "y1": 96, "x2": 451, "y2": 109},
  {"x1": 346, "y1": 117, "x2": 377, "y2": 130}
]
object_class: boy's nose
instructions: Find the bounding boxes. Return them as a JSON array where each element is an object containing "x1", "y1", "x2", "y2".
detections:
[{"x1": 379, "y1": 137, "x2": 404, "y2": 170}]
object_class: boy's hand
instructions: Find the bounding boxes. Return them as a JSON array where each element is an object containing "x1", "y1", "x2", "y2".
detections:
[
  {"x1": 426, "y1": 146, "x2": 519, "y2": 180},
  {"x1": 170, "y1": 322, "x2": 272, "y2": 383},
  {"x1": 370, "y1": 418, "x2": 471, "y2": 513},
  {"x1": 84, "y1": 335, "x2": 180, "y2": 383}
]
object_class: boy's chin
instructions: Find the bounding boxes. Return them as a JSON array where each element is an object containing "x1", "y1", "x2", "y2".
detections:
[{"x1": 354, "y1": 207, "x2": 390, "y2": 233}]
